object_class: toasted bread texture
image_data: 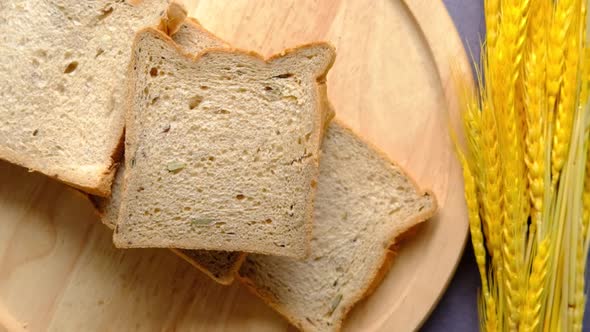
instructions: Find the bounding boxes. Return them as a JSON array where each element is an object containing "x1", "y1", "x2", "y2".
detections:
[
  {"x1": 113, "y1": 27, "x2": 336, "y2": 258},
  {"x1": 238, "y1": 122, "x2": 437, "y2": 332},
  {"x1": 0, "y1": 0, "x2": 171, "y2": 196}
]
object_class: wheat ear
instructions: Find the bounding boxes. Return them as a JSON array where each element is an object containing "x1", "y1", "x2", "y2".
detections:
[
  {"x1": 480, "y1": 96, "x2": 504, "y2": 265},
  {"x1": 524, "y1": 0, "x2": 549, "y2": 234},
  {"x1": 552, "y1": 0, "x2": 581, "y2": 188},
  {"x1": 459, "y1": 150, "x2": 489, "y2": 292},
  {"x1": 547, "y1": 0, "x2": 575, "y2": 114},
  {"x1": 519, "y1": 238, "x2": 550, "y2": 332},
  {"x1": 485, "y1": 0, "x2": 501, "y2": 52},
  {"x1": 496, "y1": 1, "x2": 531, "y2": 329}
]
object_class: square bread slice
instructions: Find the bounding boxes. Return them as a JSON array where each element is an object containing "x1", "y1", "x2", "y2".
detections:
[
  {"x1": 113, "y1": 27, "x2": 336, "y2": 258},
  {"x1": 238, "y1": 122, "x2": 437, "y2": 332},
  {"x1": 94, "y1": 7, "x2": 247, "y2": 285},
  {"x1": 0, "y1": 0, "x2": 171, "y2": 196}
]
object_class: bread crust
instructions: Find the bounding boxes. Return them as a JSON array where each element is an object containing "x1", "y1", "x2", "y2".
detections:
[
  {"x1": 117, "y1": 26, "x2": 336, "y2": 258},
  {"x1": 237, "y1": 120, "x2": 438, "y2": 332}
]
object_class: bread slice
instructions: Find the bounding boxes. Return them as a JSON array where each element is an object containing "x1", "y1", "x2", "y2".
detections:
[
  {"x1": 113, "y1": 27, "x2": 336, "y2": 258},
  {"x1": 238, "y1": 122, "x2": 437, "y2": 332},
  {"x1": 0, "y1": 0, "x2": 171, "y2": 196},
  {"x1": 92, "y1": 7, "x2": 247, "y2": 285}
]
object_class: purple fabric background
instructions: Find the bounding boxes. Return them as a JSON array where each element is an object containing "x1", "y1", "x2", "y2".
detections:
[{"x1": 421, "y1": 1, "x2": 590, "y2": 331}]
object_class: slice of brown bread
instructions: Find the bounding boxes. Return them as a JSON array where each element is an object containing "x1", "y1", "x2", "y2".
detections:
[
  {"x1": 113, "y1": 27, "x2": 336, "y2": 258},
  {"x1": 0, "y1": 0, "x2": 171, "y2": 196},
  {"x1": 93, "y1": 7, "x2": 246, "y2": 285},
  {"x1": 238, "y1": 121, "x2": 437, "y2": 332}
]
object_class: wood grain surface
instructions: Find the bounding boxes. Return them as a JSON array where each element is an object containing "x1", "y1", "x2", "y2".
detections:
[{"x1": 0, "y1": 0, "x2": 470, "y2": 331}]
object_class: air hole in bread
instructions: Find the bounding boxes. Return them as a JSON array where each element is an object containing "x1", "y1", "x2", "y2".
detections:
[
  {"x1": 306, "y1": 55, "x2": 316, "y2": 60},
  {"x1": 264, "y1": 219, "x2": 272, "y2": 224},
  {"x1": 33, "y1": 49, "x2": 48, "y2": 58},
  {"x1": 215, "y1": 109, "x2": 230, "y2": 114},
  {"x1": 150, "y1": 97, "x2": 159, "y2": 105},
  {"x1": 184, "y1": 207, "x2": 191, "y2": 211},
  {"x1": 305, "y1": 133, "x2": 311, "y2": 141},
  {"x1": 200, "y1": 85, "x2": 209, "y2": 90},
  {"x1": 264, "y1": 86, "x2": 273, "y2": 91},
  {"x1": 215, "y1": 222, "x2": 226, "y2": 227},
  {"x1": 238, "y1": 87, "x2": 247, "y2": 93},
  {"x1": 297, "y1": 137, "x2": 302, "y2": 144},
  {"x1": 97, "y1": 6, "x2": 114, "y2": 21},
  {"x1": 64, "y1": 61, "x2": 78, "y2": 74},
  {"x1": 208, "y1": 156, "x2": 215, "y2": 161},
  {"x1": 154, "y1": 208, "x2": 161, "y2": 213},
  {"x1": 188, "y1": 95, "x2": 203, "y2": 109},
  {"x1": 273, "y1": 73, "x2": 294, "y2": 79},
  {"x1": 32, "y1": 129, "x2": 39, "y2": 136},
  {"x1": 236, "y1": 194, "x2": 245, "y2": 200},
  {"x1": 149, "y1": 67, "x2": 158, "y2": 77}
]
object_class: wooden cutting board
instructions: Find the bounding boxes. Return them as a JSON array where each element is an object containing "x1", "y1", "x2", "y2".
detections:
[{"x1": 0, "y1": 0, "x2": 470, "y2": 331}]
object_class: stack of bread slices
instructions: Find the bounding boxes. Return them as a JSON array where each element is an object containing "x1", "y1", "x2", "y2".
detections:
[{"x1": 0, "y1": 1, "x2": 437, "y2": 331}]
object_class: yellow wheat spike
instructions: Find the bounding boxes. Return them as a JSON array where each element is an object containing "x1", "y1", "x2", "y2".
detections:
[
  {"x1": 480, "y1": 97, "x2": 504, "y2": 265},
  {"x1": 569, "y1": 234, "x2": 586, "y2": 332},
  {"x1": 485, "y1": 295, "x2": 499, "y2": 332},
  {"x1": 495, "y1": 1, "x2": 531, "y2": 329},
  {"x1": 552, "y1": 0, "x2": 582, "y2": 188},
  {"x1": 458, "y1": 148, "x2": 490, "y2": 294},
  {"x1": 485, "y1": 0, "x2": 501, "y2": 52},
  {"x1": 547, "y1": 0, "x2": 576, "y2": 115},
  {"x1": 519, "y1": 238, "x2": 550, "y2": 332},
  {"x1": 524, "y1": 0, "x2": 549, "y2": 233}
]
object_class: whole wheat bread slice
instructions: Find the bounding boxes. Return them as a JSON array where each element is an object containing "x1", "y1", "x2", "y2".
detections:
[
  {"x1": 0, "y1": 0, "x2": 172, "y2": 196},
  {"x1": 238, "y1": 121, "x2": 437, "y2": 332},
  {"x1": 93, "y1": 7, "x2": 247, "y2": 285},
  {"x1": 113, "y1": 27, "x2": 336, "y2": 258}
]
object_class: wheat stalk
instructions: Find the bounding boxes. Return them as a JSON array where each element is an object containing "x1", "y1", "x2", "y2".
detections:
[{"x1": 584, "y1": 146, "x2": 590, "y2": 241}]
